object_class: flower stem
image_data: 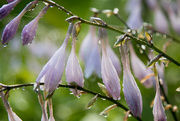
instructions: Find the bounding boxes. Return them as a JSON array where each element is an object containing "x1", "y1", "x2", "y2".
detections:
[{"x1": 0, "y1": 82, "x2": 142, "y2": 121}]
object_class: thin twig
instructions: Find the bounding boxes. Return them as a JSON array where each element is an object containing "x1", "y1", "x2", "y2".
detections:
[{"x1": 0, "y1": 82, "x2": 142, "y2": 121}]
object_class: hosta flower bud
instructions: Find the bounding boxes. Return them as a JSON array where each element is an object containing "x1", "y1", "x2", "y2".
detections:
[
  {"x1": 0, "y1": 92, "x2": 22, "y2": 121},
  {"x1": 154, "y1": 6, "x2": 168, "y2": 34},
  {"x1": 21, "y1": 5, "x2": 50, "y2": 45},
  {"x1": 1, "y1": 2, "x2": 34, "y2": 45},
  {"x1": 153, "y1": 66, "x2": 167, "y2": 121},
  {"x1": 129, "y1": 44, "x2": 154, "y2": 88},
  {"x1": 99, "y1": 28, "x2": 120, "y2": 100},
  {"x1": 66, "y1": 23, "x2": 84, "y2": 96},
  {"x1": 104, "y1": 30, "x2": 121, "y2": 76},
  {"x1": 36, "y1": 23, "x2": 73, "y2": 97},
  {"x1": 120, "y1": 43, "x2": 142, "y2": 117},
  {"x1": 0, "y1": 0, "x2": 21, "y2": 20},
  {"x1": 79, "y1": 25, "x2": 101, "y2": 78}
]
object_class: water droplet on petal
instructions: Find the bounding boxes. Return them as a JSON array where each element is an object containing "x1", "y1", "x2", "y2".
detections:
[{"x1": 3, "y1": 43, "x2": 8, "y2": 47}]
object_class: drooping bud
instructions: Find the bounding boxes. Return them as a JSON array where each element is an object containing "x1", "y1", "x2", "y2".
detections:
[
  {"x1": 1, "y1": 2, "x2": 35, "y2": 45},
  {"x1": 153, "y1": 65, "x2": 167, "y2": 121},
  {"x1": 119, "y1": 43, "x2": 142, "y2": 117},
  {"x1": 0, "y1": 0, "x2": 21, "y2": 20},
  {"x1": 129, "y1": 44, "x2": 154, "y2": 88},
  {"x1": 66, "y1": 22, "x2": 84, "y2": 96},
  {"x1": 99, "y1": 27, "x2": 120, "y2": 100},
  {"x1": 154, "y1": 6, "x2": 169, "y2": 34},
  {"x1": 35, "y1": 23, "x2": 73, "y2": 97},
  {"x1": 104, "y1": 29, "x2": 121, "y2": 75},
  {"x1": 79, "y1": 25, "x2": 101, "y2": 78},
  {"x1": 21, "y1": 5, "x2": 50, "y2": 45},
  {"x1": 0, "y1": 92, "x2": 22, "y2": 121}
]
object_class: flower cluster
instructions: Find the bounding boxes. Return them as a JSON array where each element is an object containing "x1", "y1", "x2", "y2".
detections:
[
  {"x1": 0, "y1": 0, "x2": 48, "y2": 45},
  {"x1": 0, "y1": 0, "x2": 172, "y2": 121}
]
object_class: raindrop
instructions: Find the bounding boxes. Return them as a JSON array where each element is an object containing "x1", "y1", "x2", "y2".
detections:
[
  {"x1": 141, "y1": 45, "x2": 146, "y2": 50},
  {"x1": 162, "y1": 34, "x2": 166, "y2": 38},
  {"x1": 100, "y1": 113, "x2": 108, "y2": 117},
  {"x1": 3, "y1": 43, "x2": 8, "y2": 47},
  {"x1": 156, "y1": 32, "x2": 160, "y2": 36},
  {"x1": 58, "y1": 7, "x2": 62, "y2": 10},
  {"x1": 128, "y1": 114, "x2": 132, "y2": 117},
  {"x1": 67, "y1": 13, "x2": 69, "y2": 15},
  {"x1": 140, "y1": 49, "x2": 143, "y2": 53},
  {"x1": 50, "y1": 5, "x2": 53, "y2": 8},
  {"x1": 101, "y1": 98, "x2": 106, "y2": 100},
  {"x1": 21, "y1": 87, "x2": 25, "y2": 90},
  {"x1": 98, "y1": 40, "x2": 101, "y2": 44},
  {"x1": 17, "y1": 88, "x2": 19, "y2": 90}
]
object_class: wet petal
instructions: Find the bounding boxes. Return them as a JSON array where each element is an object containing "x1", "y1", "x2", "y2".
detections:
[
  {"x1": 0, "y1": 0, "x2": 21, "y2": 20},
  {"x1": 101, "y1": 53, "x2": 121, "y2": 100},
  {"x1": 66, "y1": 46, "x2": 84, "y2": 96},
  {"x1": 36, "y1": 23, "x2": 73, "y2": 95},
  {"x1": 154, "y1": 7, "x2": 168, "y2": 34},
  {"x1": 79, "y1": 25, "x2": 101, "y2": 78},
  {"x1": 84, "y1": 43, "x2": 101, "y2": 78},
  {"x1": 1, "y1": 2, "x2": 34, "y2": 44},
  {"x1": 153, "y1": 82, "x2": 167, "y2": 121},
  {"x1": 21, "y1": 5, "x2": 50, "y2": 45},
  {"x1": 106, "y1": 45, "x2": 121, "y2": 76},
  {"x1": 129, "y1": 44, "x2": 153, "y2": 88},
  {"x1": 120, "y1": 44, "x2": 142, "y2": 117}
]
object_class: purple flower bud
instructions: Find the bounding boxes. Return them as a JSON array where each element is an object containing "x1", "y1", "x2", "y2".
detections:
[
  {"x1": 127, "y1": 6, "x2": 142, "y2": 29},
  {"x1": 120, "y1": 44, "x2": 142, "y2": 117},
  {"x1": 105, "y1": 33, "x2": 121, "y2": 76},
  {"x1": 36, "y1": 23, "x2": 73, "y2": 96},
  {"x1": 79, "y1": 26, "x2": 101, "y2": 78},
  {"x1": 1, "y1": 2, "x2": 34, "y2": 45},
  {"x1": 99, "y1": 28, "x2": 120, "y2": 100},
  {"x1": 66, "y1": 35, "x2": 84, "y2": 96},
  {"x1": 0, "y1": 0, "x2": 21, "y2": 20},
  {"x1": 153, "y1": 82, "x2": 167, "y2": 121},
  {"x1": 0, "y1": 92, "x2": 22, "y2": 121},
  {"x1": 154, "y1": 7, "x2": 168, "y2": 34},
  {"x1": 129, "y1": 44, "x2": 154, "y2": 88},
  {"x1": 21, "y1": 5, "x2": 50, "y2": 45}
]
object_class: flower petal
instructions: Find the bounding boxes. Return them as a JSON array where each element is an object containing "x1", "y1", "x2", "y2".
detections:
[
  {"x1": 120, "y1": 44, "x2": 142, "y2": 117},
  {"x1": 101, "y1": 53, "x2": 121, "y2": 100},
  {"x1": 0, "y1": 0, "x2": 21, "y2": 20},
  {"x1": 66, "y1": 47, "x2": 84, "y2": 96}
]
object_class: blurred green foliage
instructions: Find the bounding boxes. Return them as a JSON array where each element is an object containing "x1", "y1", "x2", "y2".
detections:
[{"x1": 0, "y1": 0, "x2": 180, "y2": 121}]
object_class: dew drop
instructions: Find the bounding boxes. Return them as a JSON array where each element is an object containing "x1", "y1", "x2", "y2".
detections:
[
  {"x1": 58, "y1": 7, "x2": 62, "y2": 10},
  {"x1": 98, "y1": 40, "x2": 101, "y2": 44},
  {"x1": 3, "y1": 43, "x2": 8, "y2": 47},
  {"x1": 128, "y1": 114, "x2": 132, "y2": 117},
  {"x1": 67, "y1": 13, "x2": 69, "y2": 15},
  {"x1": 21, "y1": 87, "x2": 25, "y2": 90},
  {"x1": 100, "y1": 113, "x2": 108, "y2": 117},
  {"x1": 140, "y1": 49, "x2": 143, "y2": 54},
  {"x1": 101, "y1": 98, "x2": 106, "y2": 100},
  {"x1": 162, "y1": 34, "x2": 166, "y2": 38},
  {"x1": 50, "y1": 5, "x2": 53, "y2": 8},
  {"x1": 141, "y1": 45, "x2": 146, "y2": 50}
]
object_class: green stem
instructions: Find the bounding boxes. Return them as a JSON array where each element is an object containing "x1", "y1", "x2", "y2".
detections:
[{"x1": 0, "y1": 83, "x2": 142, "y2": 121}]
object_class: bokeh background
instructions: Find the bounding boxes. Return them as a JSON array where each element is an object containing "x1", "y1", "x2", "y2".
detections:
[{"x1": 0, "y1": 0, "x2": 180, "y2": 121}]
